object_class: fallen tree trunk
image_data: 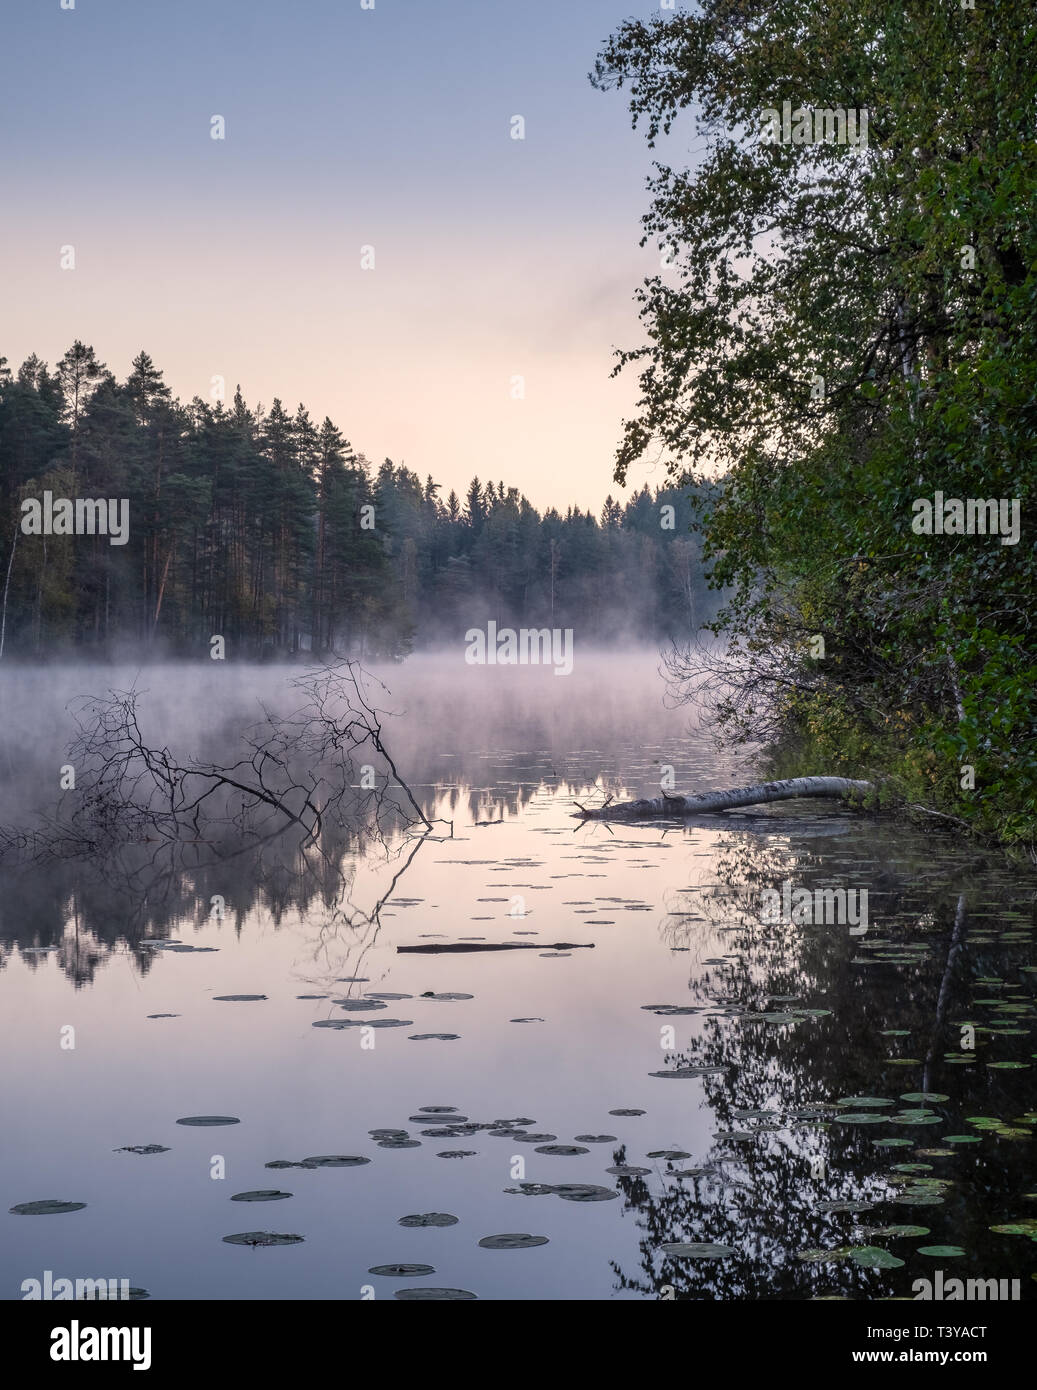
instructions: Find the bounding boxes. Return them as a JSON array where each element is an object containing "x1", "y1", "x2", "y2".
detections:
[{"x1": 573, "y1": 776, "x2": 875, "y2": 821}]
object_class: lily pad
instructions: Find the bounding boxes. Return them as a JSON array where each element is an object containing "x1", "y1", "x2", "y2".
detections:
[
  {"x1": 574, "y1": 1134, "x2": 617, "y2": 1144},
  {"x1": 368, "y1": 1263, "x2": 436, "y2": 1276},
  {"x1": 552, "y1": 1184, "x2": 618, "y2": 1202},
  {"x1": 849, "y1": 1246, "x2": 904, "y2": 1269},
  {"x1": 115, "y1": 1144, "x2": 170, "y2": 1155},
  {"x1": 609, "y1": 1109, "x2": 646, "y2": 1116},
  {"x1": 222, "y1": 1232, "x2": 303, "y2": 1246},
  {"x1": 230, "y1": 1190, "x2": 292, "y2": 1202},
  {"x1": 398, "y1": 1213, "x2": 459, "y2": 1227},
  {"x1": 9, "y1": 1200, "x2": 86, "y2": 1215},
  {"x1": 478, "y1": 1233, "x2": 549, "y2": 1249},
  {"x1": 176, "y1": 1116, "x2": 240, "y2": 1126},
  {"x1": 394, "y1": 1287, "x2": 477, "y2": 1300},
  {"x1": 900, "y1": 1093, "x2": 949, "y2": 1103},
  {"x1": 917, "y1": 1246, "x2": 966, "y2": 1257},
  {"x1": 534, "y1": 1144, "x2": 589, "y2": 1156},
  {"x1": 213, "y1": 995, "x2": 267, "y2": 1002},
  {"x1": 312, "y1": 1018, "x2": 413, "y2": 1029},
  {"x1": 301, "y1": 1155, "x2": 371, "y2": 1167},
  {"x1": 858, "y1": 1225, "x2": 930, "y2": 1239}
]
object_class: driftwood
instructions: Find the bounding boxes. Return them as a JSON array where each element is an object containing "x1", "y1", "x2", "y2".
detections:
[
  {"x1": 573, "y1": 776, "x2": 875, "y2": 821},
  {"x1": 397, "y1": 941, "x2": 594, "y2": 954}
]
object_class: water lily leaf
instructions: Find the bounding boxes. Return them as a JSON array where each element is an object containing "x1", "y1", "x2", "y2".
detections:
[
  {"x1": 419, "y1": 992, "x2": 474, "y2": 1001},
  {"x1": 989, "y1": 1221, "x2": 1037, "y2": 1235},
  {"x1": 312, "y1": 1018, "x2": 413, "y2": 1029},
  {"x1": 917, "y1": 1246, "x2": 966, "y2": 1257},
  {"x1": 377, "y1": 1139, "x2": 421, "y2": 1149},
  {"x1": 176, "y1": 1116, "x2": 239, "y2": 1126},
  {"x1": 900, "y1": 1093, "x2": 949, "y2": 1103},
  {"x1": 649, "y1": 1066, "x2": 729, "y2": 1079},
  {"x1": 301, "y1": 1155, "x2": 371, "y2": 1167},
  {"x1": 834, "y1": 1113, "x2": 889, "y2": 1124},
  {"x1": 647, "y1": 1149, "x2": 692, "y2": 1160},
  {"x1": 394, "y1": 1288, "x2": 477, "y2": 1300},
  {"x1": 552, "y1": 1184, "x2": 618, "y2": 1202},
  {"x1": 534, "y1": 1144, "x2": 589, "y2": 1155},
  {"x1": 837, "y1": 1097, "x2": 894, "y2": 1108},
  {"x1": 849, "y1": 1246, "x2": 904, "y2": 1269},
  {"x1": 409, "y1": 1034, "x2": 461, "y2": 1041},
  {"x1": 478, "y1": 1233, "x2": 549, "y2": 1249},
  {"x1": 858, "y1": 1225, "x2": 930, "y2": 1239},
  {"x1": 606, "y1": 1165, "x2": 652, "y2": 1176},
  {"x1": 10, "y1": 1200, "x2": 86, "y2": 1215},
  {"x1": 368, "y1": 1263, "x2": 436, "y2": 1276},
  {"x1": 944, "y1": 1135, "x2": 983, "y2": 1144},
  {"x1": 335, "y1": 999, "x2": 388, "y2": 1012},
  {"x1": 222, "y1": 1232, "x2": 303, "y2": 1246},
  {"x1": 213, "y1": 995, "x2": 267, "y2": 1002},
  {"x1": 436, "y1": 1150, "x2": 477, "y2": 1158},
  {"x1": 873, "y1": 1138, "x2": 914, "y2": 1148},
  {"x1": 398, "y1": 1213, "x2": 458, "y2": 1227},
  {"x1": 116, "y1": 1144, "x2": 169, "y2": 1155},
  {"x1": 230, "y1": 1190, "x2": 292, "y2": 1201},
  {"x1": 574, "y1": 1134, "x2": 617, "y2": 1144}
]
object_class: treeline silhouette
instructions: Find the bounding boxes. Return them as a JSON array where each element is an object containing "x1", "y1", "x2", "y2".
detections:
[{"x1": 0, "y1": 344, "x2": 720, "y2": 659}]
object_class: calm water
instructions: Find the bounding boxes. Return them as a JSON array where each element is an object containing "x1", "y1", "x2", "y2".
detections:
[{"x1": 1, "y1": 655, "x2": 1035, "y2": 1301}]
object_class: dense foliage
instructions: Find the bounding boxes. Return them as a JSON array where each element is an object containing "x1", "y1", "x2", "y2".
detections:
[
  {"x1": 594, "y1": 0, "x2": 1036, "y2": 845},
  {"x1": 0, "y1": 345, "x2": 720, "y2": 660}
]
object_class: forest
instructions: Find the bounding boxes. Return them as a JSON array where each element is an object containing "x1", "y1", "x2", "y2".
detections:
[{"x1": 0, "y1": 343, "x2": 720, "y2": 660}]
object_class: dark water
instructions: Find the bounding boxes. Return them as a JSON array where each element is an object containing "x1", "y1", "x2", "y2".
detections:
[{"x1": 1, "y1": 656, "x2": 1035, "y2": 1301}]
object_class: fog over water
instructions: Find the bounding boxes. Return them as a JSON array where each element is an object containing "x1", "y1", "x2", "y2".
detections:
[{"x1": 1, "y1": 652, "x2": 1035, "y2": 1302}]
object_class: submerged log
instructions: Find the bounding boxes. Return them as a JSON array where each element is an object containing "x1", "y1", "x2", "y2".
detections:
[{"x1": 573, "y1": 776, "x2": 875, "y2": 821}]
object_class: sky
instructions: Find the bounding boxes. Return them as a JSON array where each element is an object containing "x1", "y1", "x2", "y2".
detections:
[{"x1": 1, "y1": 0, "x2": 697, "y2": 514}]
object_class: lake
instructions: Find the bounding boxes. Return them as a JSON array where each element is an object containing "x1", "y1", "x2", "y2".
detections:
[{"x1": 1, "y1": 653, "x2": 1035, "y2": 1301}]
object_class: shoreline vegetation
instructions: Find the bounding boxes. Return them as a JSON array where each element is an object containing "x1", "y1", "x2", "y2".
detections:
[{"x1": 591, "y1": 3, "x2": 1035, "y2": 855}]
